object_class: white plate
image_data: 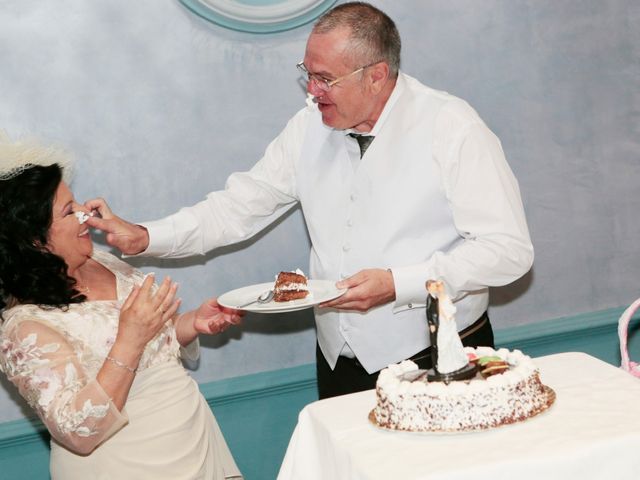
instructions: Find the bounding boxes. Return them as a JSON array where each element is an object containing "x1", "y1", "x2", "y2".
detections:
[{"x1": 218, "y1": 280, "x2": 347, "y2": 313}]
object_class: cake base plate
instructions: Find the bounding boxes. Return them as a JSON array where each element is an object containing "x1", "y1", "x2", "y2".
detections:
[{"x1": 368, "y1": 385, "x2": 556, "y2": 434}]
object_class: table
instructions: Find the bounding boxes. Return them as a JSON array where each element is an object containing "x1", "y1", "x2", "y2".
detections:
[{"x1": 278, "y1": 352, "x2": 640, "y2": 480}]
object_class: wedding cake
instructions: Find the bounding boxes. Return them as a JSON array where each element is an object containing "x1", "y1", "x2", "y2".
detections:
[{"x1": 371, "y1": 281, "x2": 555, "y2": 432}]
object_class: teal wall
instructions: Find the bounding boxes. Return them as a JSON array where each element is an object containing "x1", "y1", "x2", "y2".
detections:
[{"x1": 1, "y1": 306, "x2": 639, "y2": 480}]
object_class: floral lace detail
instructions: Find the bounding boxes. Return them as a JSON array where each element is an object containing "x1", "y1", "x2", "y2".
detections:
[
  {"x1": 0, "y1": 250, "x2": 185, "y2": 451},
  {"x1": 0, "y1": 330, "x2": 110, "y2": 438},
  {"x1": 0, "y1": 332, "x2": 58, "y2": 378},
  {"x1": 52, "y1": 364, "x2": 110, "y2": 437}
]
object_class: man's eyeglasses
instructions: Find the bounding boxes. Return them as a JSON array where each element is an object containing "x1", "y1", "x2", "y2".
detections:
[{"x1": 296, "y1": 61, "x2": 381, "y2": 92}]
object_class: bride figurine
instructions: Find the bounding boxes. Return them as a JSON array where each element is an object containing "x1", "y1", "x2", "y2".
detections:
[{"x1": 426, "y1": 280, "x2": 476, "y2": 382}]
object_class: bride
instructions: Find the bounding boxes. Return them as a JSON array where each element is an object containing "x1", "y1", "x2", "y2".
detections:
[{"x1": 0, "y1": 135, "x2": 243, "y2": 479}]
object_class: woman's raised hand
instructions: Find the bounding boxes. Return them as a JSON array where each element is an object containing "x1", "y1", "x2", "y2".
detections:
[
  {"x1": 117, "y1": 275, "x2": 180, "y2": 352},
  {"x1": 84, "y1": 197, "x2": 150, "y2": 255}
]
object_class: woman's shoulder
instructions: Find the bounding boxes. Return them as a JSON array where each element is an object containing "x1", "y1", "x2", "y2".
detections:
[
  {"x1": 2, "y1": 303, "x2": 48, "y2": 323},
  {"x1": 1, "y1": 304, "x2": 60, "y2": 338}
]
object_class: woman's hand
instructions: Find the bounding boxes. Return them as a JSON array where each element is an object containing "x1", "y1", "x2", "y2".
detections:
[
  {"x1": 116, "y1": 275, "x2": 180, "y2": 353},
  {"x1": 84, "y1": 197, "x2": 150, "y2": 255},
  {"x1": 193, "y1": 299, "x2": 243, "y2": 335},
  {"x1": 174, "y1": 299, "x2": 243, "y2": 346},
  {"x1": 98, "y1": 275, "x2": 179, "y2": 409}
]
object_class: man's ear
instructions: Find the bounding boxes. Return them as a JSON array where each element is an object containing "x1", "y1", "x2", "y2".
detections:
[{"x1": 368, "y1": 62, "x2": 390, "y2": 95}]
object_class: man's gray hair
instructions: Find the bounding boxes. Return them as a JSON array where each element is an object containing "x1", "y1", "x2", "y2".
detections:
[{"x1": 313, "y1": 2, "x2": 401, "y2": 77}]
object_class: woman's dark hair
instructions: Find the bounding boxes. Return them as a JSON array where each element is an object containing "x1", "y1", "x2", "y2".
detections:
[{"x1": 0, "y1": 164, "x2": 86, "y2": 312}]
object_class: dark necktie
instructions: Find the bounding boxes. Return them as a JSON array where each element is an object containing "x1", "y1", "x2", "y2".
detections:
[{"x1": 348, "y1": 133, "x2": 375, "y2": 158}]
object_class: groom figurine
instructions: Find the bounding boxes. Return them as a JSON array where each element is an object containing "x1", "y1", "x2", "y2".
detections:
[{"x1": 425, "y1": 280, "x2": 477, "y2": 383}]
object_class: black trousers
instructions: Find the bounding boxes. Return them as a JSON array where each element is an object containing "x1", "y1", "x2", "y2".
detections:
[{"x1": 316, "y1": 311, "x2": 494, "y2": 400}]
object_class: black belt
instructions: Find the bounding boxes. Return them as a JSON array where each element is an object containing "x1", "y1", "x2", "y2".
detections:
[
  {"x1": 459, "y1": 311, "x2": 489, "y2": 340},
  {"x1": 341, "y1": 311, "x2": 489, "y2": 368},
  {"x1": 409, "y1": 311, "x2": 489, "y2": 363}
]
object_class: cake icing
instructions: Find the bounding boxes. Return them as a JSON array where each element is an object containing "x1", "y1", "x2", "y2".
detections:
[
  {"x1": 373, "y1": 346, "x2": 553, "y2": 432},
  {"x1": 372, "y1": 279, "x2": 554, "y2": 432},
  {"x1": 273, "y1": 270, "x2": 309, "y2": 302},
  {"x1": 75, "y1": 211, "x2": 90, "y2": 224}
]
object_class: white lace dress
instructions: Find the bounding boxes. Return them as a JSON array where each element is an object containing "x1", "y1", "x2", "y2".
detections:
[{"x1": 0, "y1": 250, "x2": 242, "y2": 479}]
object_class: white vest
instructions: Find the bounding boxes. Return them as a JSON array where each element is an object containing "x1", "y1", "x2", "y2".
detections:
[{"x1": 295, "y1": 74, "x2": 486, "y2": 373}]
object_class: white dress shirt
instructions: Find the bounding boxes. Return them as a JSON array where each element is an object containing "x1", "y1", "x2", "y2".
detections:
[{"x1": 141, "y1": 73, "x2": 533, "y2": 373}]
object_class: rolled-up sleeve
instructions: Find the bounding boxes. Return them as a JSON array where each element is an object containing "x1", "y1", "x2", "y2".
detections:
[
  {"x1": 138, "y1": 108, "x2": 311, "y2": 259},
  {"x1": 393, "y1": 100, "x2": 533, "y2": 308}
]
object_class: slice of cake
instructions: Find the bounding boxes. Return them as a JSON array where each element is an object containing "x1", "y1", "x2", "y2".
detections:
[{"x1": 273, "y1": 270, "x2": 309, "y2": 302}]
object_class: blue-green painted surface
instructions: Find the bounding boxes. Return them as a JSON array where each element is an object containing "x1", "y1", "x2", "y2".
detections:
[
  {"x1": 1, "y1": 306, "x2": 639, "y2": 480},
  {"x1": 201, "y1": 364, "x2": 318, "y2": 480},
  {"x1": 495, "y1": 306, "x2": 640, "y2": 364},
  {"x1": 0, "y1": 418, "x2": 50, "y2": 478}
]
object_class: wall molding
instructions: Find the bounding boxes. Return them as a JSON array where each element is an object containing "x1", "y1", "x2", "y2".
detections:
[
  {"x1": 201, "y1": 363, "x2": 317, "y2": 407},
  {"x1": 495, "y1": 306, "x2": 630, "y2": 349},
  {"x1": 0, "y1": 417, "x2": 46, "y2": 450},
  {"x1": 0, "y1": 364, "x2": 318, "y2": 450}
]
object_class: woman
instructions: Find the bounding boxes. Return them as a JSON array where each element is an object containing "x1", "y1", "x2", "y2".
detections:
[{"x1": 0, "y1": 136, "x2": 243, "y2": 479}]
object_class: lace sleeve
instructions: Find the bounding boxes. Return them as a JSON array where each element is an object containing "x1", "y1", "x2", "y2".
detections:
[{"x1": 0, "y1": 319, "x2": 128, "y2": 455}]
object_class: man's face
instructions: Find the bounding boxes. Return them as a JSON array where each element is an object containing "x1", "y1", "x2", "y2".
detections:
[{"x1": 303, "y1": 27, "x2": 373, "y2": 131}]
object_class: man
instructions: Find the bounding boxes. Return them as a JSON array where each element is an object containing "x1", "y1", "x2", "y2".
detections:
[{"x1": 87, "y1": 2, "x2": 533, "y2": 399}]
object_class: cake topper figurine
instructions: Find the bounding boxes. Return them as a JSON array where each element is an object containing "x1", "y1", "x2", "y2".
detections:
[{"x1": 426, "y1": 280, "x2": 477, "y2": 383}]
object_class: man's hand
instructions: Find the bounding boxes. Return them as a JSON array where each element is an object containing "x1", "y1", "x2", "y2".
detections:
[
  {"x1": 319, "y1": 268, "x2": 396, "y2": 312},
  {"x1": 84, "y1": 198, "x2": 150, "y2": 255}
]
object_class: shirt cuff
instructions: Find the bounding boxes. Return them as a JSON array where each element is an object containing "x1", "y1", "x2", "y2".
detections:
[
  {"x1": 123, "y1": 219, "x2": 175, "y2": 258},
  {"x1": 390, "y1": 264, "x2": 429, "y2": 313}
]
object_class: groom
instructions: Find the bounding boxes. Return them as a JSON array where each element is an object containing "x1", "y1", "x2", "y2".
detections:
[{"x1": 87, "y1": 2, "x2": 533, "y2": 399}]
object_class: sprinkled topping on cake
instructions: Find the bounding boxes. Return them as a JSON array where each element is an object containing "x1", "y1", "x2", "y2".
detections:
[{"x1": 373, "y1": 346, "x2": 554, "y2": 432}]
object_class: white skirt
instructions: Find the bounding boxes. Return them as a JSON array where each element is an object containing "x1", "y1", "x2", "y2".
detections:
[{"x1": 50, "y1": 361, "x2": 242, "y2": 480}]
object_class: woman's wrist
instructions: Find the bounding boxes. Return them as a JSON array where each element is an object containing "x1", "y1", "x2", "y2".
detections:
[
  {"x1": 108, "y1": 340, "x2": 143, "y2": 372},
  {"x1": 175, "y1": 310, "x2": 199, "y2": 346},
  {"x1": 106, "y1": 355, "x2": 137, "y2": 373}
]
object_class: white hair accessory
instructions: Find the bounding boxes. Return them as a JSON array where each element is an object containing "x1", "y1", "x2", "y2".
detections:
[{"x1": 0, "y1": 130, "x2": 73, "y2": 182}]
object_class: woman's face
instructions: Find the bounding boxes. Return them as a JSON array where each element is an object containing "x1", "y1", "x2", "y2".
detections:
[{"x1": 46, "y1": 182, "x2": 93, "y2": 272}]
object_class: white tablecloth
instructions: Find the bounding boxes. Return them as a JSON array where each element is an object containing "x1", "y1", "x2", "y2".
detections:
[{"x1": 278, "y1": 352, "x2": 640, "y2": 480}]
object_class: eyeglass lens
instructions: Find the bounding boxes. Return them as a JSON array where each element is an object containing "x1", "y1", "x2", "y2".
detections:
[{"x1": 297, "y1": 64, "x2": 330, "y2": 91}]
